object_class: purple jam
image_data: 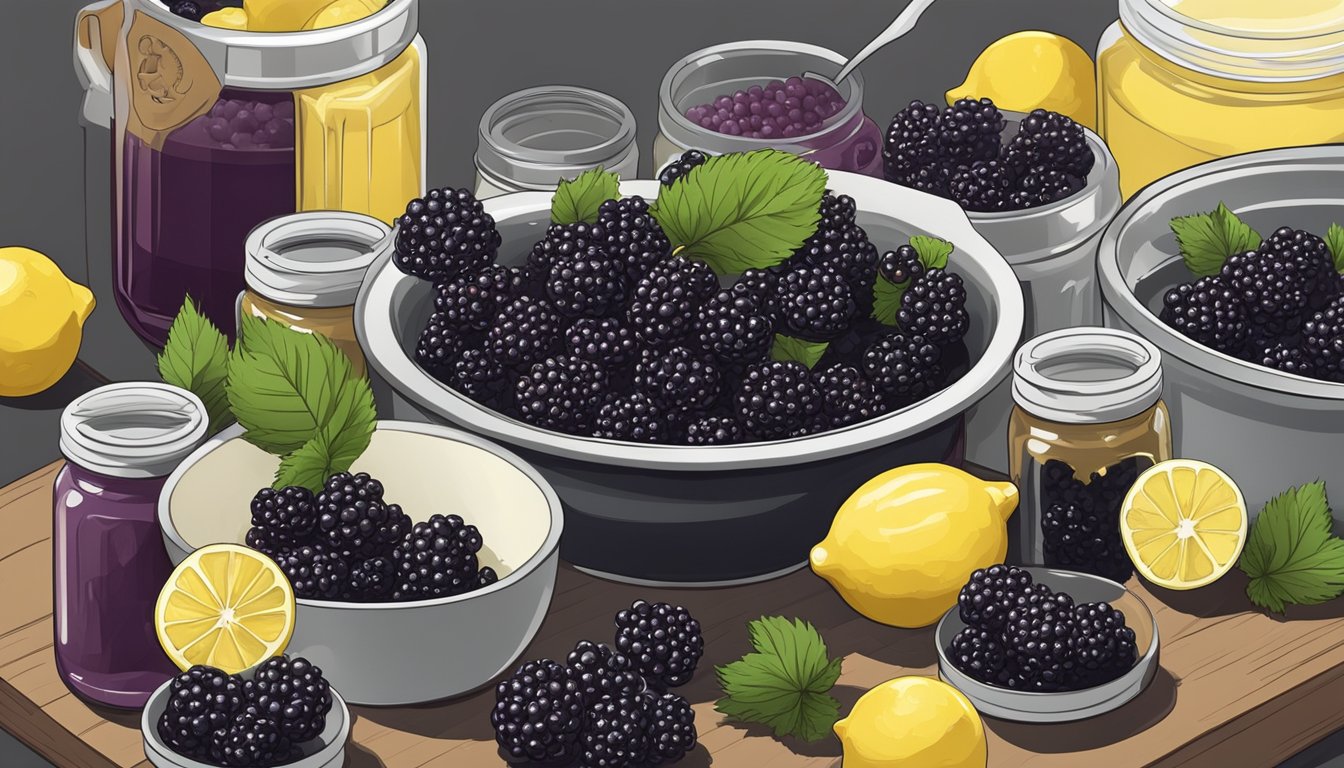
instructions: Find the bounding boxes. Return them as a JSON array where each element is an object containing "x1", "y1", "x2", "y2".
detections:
[
  {"x1": 684, "y1": 76, "x2": 847, "y2": 139},
  {"x1": 117, "y1": 88, "x2": 296, "y2": 347}
]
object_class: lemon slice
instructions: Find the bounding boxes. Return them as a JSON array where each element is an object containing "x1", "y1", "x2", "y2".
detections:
[
  {"x1": 155, "y1": 544, "x2": 295, "y2": 674},
  {"x1": 1120, "y1": 459, "x2": 1248, "y2": 590}
]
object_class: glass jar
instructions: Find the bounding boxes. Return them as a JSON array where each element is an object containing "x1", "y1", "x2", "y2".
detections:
[
  {"x1": 238, "y1": 211, "x2": 389, "y2": 375},
  {"x1": 74, "y1": 0, "x2": 425, "y2": 347},
  {"x1": 653, "y1": 41, "x2": 883, "y2": 178},
  {"x1": 1097, "y1": 0, "x2": 1344, "y2": 198},
  {"x1": 53, "y1": 382, "x2": 208, "y2": 708},
  {"x1": 1007, "y1": 328, "x2": 1172, "y2": 579},
  {"x1": 474, "y1": 86, "x2": 639, "y2": 199}
]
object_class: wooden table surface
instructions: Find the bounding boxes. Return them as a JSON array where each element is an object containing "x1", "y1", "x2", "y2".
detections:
[{"x1": 5, "y1": 461, "x2": 1344, "y2": 768}]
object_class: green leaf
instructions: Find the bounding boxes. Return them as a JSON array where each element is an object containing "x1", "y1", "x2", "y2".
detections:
[
  {"x1": 770, "y1": 335, "x2": 829, "y2": 369},
  {"x1": 1168, "y1": 203, "x2": 1261, "y2": 277},
  {"x1": 909, "y1": 235, "x2": 953, "y2": 270},
  {"x1": 871, "y1": 274, "x2": 908, "y2": 326},
  {"x1": 650, "y1": 149, "x2": 827, "y2": 274},
  {"x1": 715, "y1": 616, "x2": 843, "y2": 743},
  {"x1": 273, "y1": 433, "x2": 335, "y2": 493},
  {"x1": 1327, "y1": 223, "x2": 1344, "y2": 274},
  {"x1": 157, "y1": 297, "x2": 233, "y2": 435},
  {"x1": 551, "y1": 167, "x2": 620, "y2": 226},
  {"x1": 1239, "y1": 481, "x2": 1344, "y2": 614}
]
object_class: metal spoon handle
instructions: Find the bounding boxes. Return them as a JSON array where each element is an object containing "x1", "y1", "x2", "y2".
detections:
[{"x1": 831, "y1": 0, "x2": 939, "y2": 85}]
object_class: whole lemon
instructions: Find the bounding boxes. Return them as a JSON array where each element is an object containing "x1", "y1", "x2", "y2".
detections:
[
  {"x1": 835, "y1": 676, "x2": 987, "y2": 768},
  {"x1": 810, "y1": 463, "x2": 1017, "y2": 628},
  {"x1": 0, "y1": 246, "x2": 95, "y2": 397},
  {"x1": 946, "y1": 31, "x2": 1097, "y2": 131}
]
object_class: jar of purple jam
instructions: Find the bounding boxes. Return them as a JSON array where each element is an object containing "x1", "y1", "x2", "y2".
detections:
[
  {"x1": 653, "y1": 41, "x2": 883, "y2": 177},
  {"x1": 53, "y1": 382, "x2": 208, "y2": 708}
]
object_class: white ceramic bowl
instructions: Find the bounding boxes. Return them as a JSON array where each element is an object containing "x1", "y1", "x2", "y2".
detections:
[{"x1": 157, "y1": 420, "x2": 564, "y2": 705}]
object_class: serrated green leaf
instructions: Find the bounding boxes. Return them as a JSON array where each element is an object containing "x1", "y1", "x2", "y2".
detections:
[
  {"x1": 551, "y1": 167, "x2": 620, "y2": 226},
  {"x1": 909, "y1": 236, "x2": 953, "y2": 270},
  {"x1": 1169, "y1": 203, "x2": 1261, "y2": 277},
  {"x1": 650, "y1": 150, "x2": 827, "y2": 274},
  {"x1": 273, "y1": 433, "x2": 334, "y2": 493},
  {"x1": 714, "y1": 616, "x2": 842, "y2": 743},
  {"x1": 157, "y1": 297, "x2": 232, "y2": 435},
  {"x1": 871, "y1": 274, "x2": 908, "y2": 326},
  {"x1": 1327, "y1": 223, "x2": 1344, "y2": 273},
  {"x1": 770, "y1": 335, "x2": 829, "y2": 369},
  {"x1": 1239, "y1": 481, "x2": 1344, "y2": 614}
]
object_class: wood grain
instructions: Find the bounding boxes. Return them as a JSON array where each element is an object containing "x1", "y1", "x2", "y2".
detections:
[{"x1": 4, "y1": 460, "x2": 1344, "y2": 767}]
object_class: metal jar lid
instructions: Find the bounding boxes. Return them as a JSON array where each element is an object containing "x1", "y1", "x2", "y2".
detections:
[
  {"x1": 60, "y1": 382, "x2": 209, "y2": 479},
  {"x1": 1012, "y1": 327, "x2": 1164, "y2": 424},
  {"x1": 245, "y1": 211, "x2": 391, "y2": 308}
]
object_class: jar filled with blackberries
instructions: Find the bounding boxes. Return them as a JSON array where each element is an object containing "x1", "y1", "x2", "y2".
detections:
[{"x1": 1008, "y1": 328, "x2": 1172, "y2": 582}]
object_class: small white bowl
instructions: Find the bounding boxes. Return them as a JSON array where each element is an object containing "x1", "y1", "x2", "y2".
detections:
[
  {"x1": 157, "y1": 420, "x2": 564, "y2": 706},
  {"x1": 141, "y1": 677, "x2": 351, "y2": 768},
  {"x1": 934, "y1": 567, "x2": 1160, "y2": 723}
]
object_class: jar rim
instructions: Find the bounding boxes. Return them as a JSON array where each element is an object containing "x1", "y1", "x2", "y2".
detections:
[
  {"x1": 1012, "y1": 327, "x2": 1164, "y2": 424},
  {"x1": 245, "y1": 211, "x2": 390, "y2": 308},
  {"x1": 475, "y1": 86, "x2": 638, "y2": 187},
  {"x1": 60, "y1": 383, "x2": 209, "y2": 479}
]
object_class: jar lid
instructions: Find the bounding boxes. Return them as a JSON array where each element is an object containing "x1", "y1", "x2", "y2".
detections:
[
  {"x1": 476, "y1": 86, "x2": 638, "y2": 190},
  {"x1": 60, "y1": 383, "x2": 209, "y2": 479},
  {"x1": 245, "y1": 211, "x2": 391, "y2": 308},
  {"x1": 1012, "y1": 327, "x2": 1164, "y2": 424}
]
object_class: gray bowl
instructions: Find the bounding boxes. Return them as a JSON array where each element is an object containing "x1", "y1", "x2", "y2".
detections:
[
  {"x1": 1098, "y1": 146, "x2": 1344, "y2": 516},
  {"x1": 356, "y1": 175, "x2": 1024, "y2": 586},
  {"x1": 141, "y1": 677, "x2": 350, "y2": 767},
  {"x1": 157, "y1": 420, "x2": 564, "y2": 706},
  {"x1": 935, "y1": 568, "x2": 1159, "y2": 723}
]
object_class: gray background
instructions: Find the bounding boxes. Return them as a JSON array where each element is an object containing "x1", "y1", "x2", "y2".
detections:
[{"x1": 2, "y1": 0, "x2": 1344, "y2": 765}]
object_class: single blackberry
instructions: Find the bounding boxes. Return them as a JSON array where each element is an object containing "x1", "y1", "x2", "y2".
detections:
[
  {"x1": 448, "y1": 347, "x2": 510, "y2": 405},
  {"x1": 1010, "y1": 164, "x2": 1085, "y2": 209},
  {"x1": 1258, "y1": 226, "x2": 1337, "y2": 310},
  {"x1": 434, "y1": 265, "x2": 525, "y2": 333},
  {"x1": 1160, "y1": 276, "x2": 1249, "y2": 354},
  {"x1": 1003, "y1": 590, "x2": 1079, "y2": 692},
  {"x1": 580, "y1": 696, "x2": 649, "y2": 768},
  {"x1": 957, "y1": 564, "x2": 1036, "y2": 632},
  {"x1": 566, "y1": 640, "x2": 646, "y2": 706},
  {"x1": 861, "y1": 332, "x2": 943, "y2": 402},
  {"x1": 592, "y1": 393, "x2": 667, "y2": 443},
  {"x1": 772, "y1": 264, "x2": 857, "y2": 342},
  {"x1": 734, "y1": 360, "x2": 823, "y2": 441},
  {"x1": 415, "y1": 311, "x2": 467, "y2": 375},
  {"x1": 394, "y1": 188, "x2": 500, "y2": 282},
  {"x1": 882, "y1": 99, "x2": 942, "y2": 185},
  {"x1": 1070, "y1": 602, "x2": 1137, "y2": 686},
  {"x1": 244, "y1": 656, "x2": 332, "y2": 745},
  {"x1": 614, "y1": 600, "x2": 704, "y2": 689},
  {"x1": 634, "y1": 346, "x2": 721, "y2": 412},
  {"x1": 642, "y1": 691, "x2": 698, "y2": 764},
  {"x1": 479, "y1": 566, "x2": 500, "y2": 588},
  {"x1": 947, "y1": 160, "x2": 1017, "y2": 213},
  {"x1": 217, "y1": 712, "x2": 288, "y2": 767},
  {"x1": 683, "y1": 415, "x2": 745, "y2": 446},
  {"x1": 525, "y1": 222, "x2": 608, "y2": 289},
  {"x1": 731, "y1": 268, "x2": 779, "y2": 310},
  {"x1": 157, "y1": 666, "x2": 245, "y2": 760},
  {"x1": 487, "y1": 296, "x2": 564, "y2": 370},
  {"x1": 948, "y1": 627, "x2": 1007, "y2": 685},
  {"x1": 898, "y1": 269, "x2": 969, "y2": 345},
  {"x1": 565, "y1": 317, "x2": 640, "y2": 367},
  {"x1": 794, "y1": 194, "x2": 880, "y2": 302},
  {"x1": 1004, "y1": 109, "x2": 1094, "y2": 178},
  {"x1": 516, "y1": 355, "x2": 609, "y2": 434},
  {"x1": 316, "y1": 472, "x2": 411, "y2": 559},
  {"x1": 249, "y1": 486, "x2": 317, "y2": 545},
  {"x1": 877, "y1": 245, "x2": 925, "y2": 286},
  {"x1": 597, "y1": 196, "x2": 673, "y2": 281},
  {"x1": 937, "y1": 97, "x2": 1005, "y2": 165},
  {"x1": 393, "y1": 514, "x2": 487, "y2": 600},
  {"x1": 813, "y1": 364, "x2": 884, "y2": 428},
  {"x1": 344, "y1": 556, "x2": 396, "y2": 602},
  {"x1": 547, "y1": 249, "x2": 628, "y2": 318},
  {"x1": 1219, "y1": 249, "x2": 1311, "y2": 336},
  {"x1": 170, "y1": 1, "x2": 203, "y2": 21},
  {"x1": 275, "y1": 545, "x2": 349, "y2": 600},
  {"x1": 1041, "y1": 501, "x2": 1134, "y2": 584},
  {"x1": 627, "y1": 256, "x2": 719, "y2": 347},
  {"x1": 693, "y1": 289, "x2": 774, "y2": 366},
  {"x1": 245, "y1": 527, "x2": 283, "y2": 559},
  {"x1": 658, "y1": 149, "x2": 709, "y2": 187},
  {"x1": 1304, "y1": 295, "x2": 1344, "y2": 381},
  {"x1": 491, "y1": 659, "x2": 586, "y2": 765},
  {"x1": 1261, "y1": 343, "x2": 1315, "y2": 377}
]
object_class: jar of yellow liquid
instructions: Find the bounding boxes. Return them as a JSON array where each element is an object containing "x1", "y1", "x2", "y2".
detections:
[
  {"x1": 1098, "y1": 0, "x2": 1344, "y2": 198},
  {"x1": 238, "y1": 211, "x2": 390, "y2": 376}
]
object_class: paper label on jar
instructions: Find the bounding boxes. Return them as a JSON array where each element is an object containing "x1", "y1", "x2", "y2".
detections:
[{"x1": 124, "y1": 10, "x2": 221, "y2": 150}]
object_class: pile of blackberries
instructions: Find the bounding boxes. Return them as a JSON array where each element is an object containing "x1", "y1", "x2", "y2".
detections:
[{"x1": 1039, "y1": 458, "x2": 1141, "y2": 584}]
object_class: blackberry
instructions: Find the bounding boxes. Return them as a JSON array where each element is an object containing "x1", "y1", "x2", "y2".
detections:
[
  {"x1": 1304, "y1": 295, "x2": 1344, "y2": 381},
  {"x1": 1041, "y1": 501, "x2": 1134, "y2": 584},
  {"x1": 275, "y1": 545, "x2": 349, "y2": 600},
  {"x1": 448, "y1": 347, "x2": 510, "y2": 405},
  {"x1": 957, "y1": 564, "x2": 1036, "y2": 631},
  {"x1": 861, "y1": 332, "x2": 943, "y2": 402},
  {"x1": 344, "y1": 556, "x2": 396, "y2": 602},
  {"x1": 245, "y1": 527, "x2": 283, "y2": 559},
  {"x1": 1220, "y1": 249, "x2": 1311, "y2": 336},
  {"x1": 1070, "y1": 602, "x2": 1137, "y2": 686},
  {"x1": 627, "y1": 256, "x2": 719, "y2": 347},
  {"x1": 547, "y1": 249, "x2": 628, "y2": 319},
  {"x1": 434, "y1": 265, "x2": 525, "y2": 333},
  {"x1": 731, "y1": 268, "x2": 778, "y2": 309},
  {"x1": 1160, "y1": 276, "x2": 1249, "y2": 354},
  {"x1": 415, "y1": 311, "x2": 467, "y2": 374},
  {"x1": 937, "y1": 97, "x2": 1005, "y2": 165},
  {"x1": 683, "y1": 415, "x2": 745, "y2": 446},
  {"x1": 244, "y1": 656, "x2": 332, "y2": 745},
  {"x1": 479, "y1": 567, "x2": 500, "y2": 588},
  {"x1": 516, "y1": 355, "x2": 609, "y2": 434},
  {"x1": 1010, "y1": 164, "x2": 1085, "y2": 209},
  {"x1": 772, "y1": 264, "x2": 857, "y2": 342},
  {"x1": 157, "y1": 666, "x2": 245, "y2": 760},
  {"x1": 947, "y1": 160, "x2": 1017, "y2": 213},
  {"x1": 794, "y1": 194, "x2": 880, "y2": 302},
  {"x1": 487, "y1": 296, "x2": 564, "y2": 370},
  {"x1": 1258, "y1": 226, "x2": 1337, "y2": 310},
  {"x1": 1004, "y1": 109, "x2": 1094, "y2": 178},
  {"x1": 906, "y1": 163, "x2": 954, "y2": 197},
  {"x1": 593, "y1": 393, "x2": 667, "y2": 443},
  {"x1": 1002, "y1": 590, "x2": 1079, "y2": 692},
  {"x1": 1261, "y1": 343, "x2": 1315, "y2": 377},
  {"x1": 634, "y1": 346, "x2": 721, "y2": 412},
  {"x1": 580, "y1": 696, "x2": 649, "y2": 768},
  {"x1": 394, "y1": 188, "x2": 500, "y2": 282},
  {"x1": 947, "y1": 627, "x2": 1007, "y2": 685},
  {"x1": 315, "y1": 472, "x2": 411, "y2": 559},
  {"x1": 249, "y1": 486, "x2": 317, "y2": 545},
  {"x1": 814, "y1": 364, "x2": 884, "y2": 428},
  {"x1": 734, "y1": 360, "x2": 823, "y2": 441},
  {"x1": 566, "y1": 317, "x2": 639, "y2": 366},
  {"x1": 566, "y1": 640, "x2": 646, "y2": 706},
  {"x1": 614, "y1": 600, "x2": 704, "y2": 689},
  {"x1": 877, "y1": 245, "x2": 925, "y2": 287},
  {"x1": 525, "y1": 222, "x2": 608, "y2": 289},
  {"x1": 659, "y1": 149, "x2": 709, "y2": 187},
  {"x1": 693, "y1": 290, "x2": 774, "y2": 366},
  {"x1": 393, "y1": 514, "x2": 487, "y2": 599},
  {"x1": 597, "y1": 196, "x2": 673, "y2": 281},
  {"x1": 491, "y1": 659, "x2": 586, "y2": 765},
  {"x1": 170, "y1": 1, "x2": 203, "y2": 21},
  {"x1": 882, "y1": 99, "x2": 942, "y2": 185},
  {"x1": 642, "y1": 691, "x2": 698, "y2": 764},
  {"x1": 898, "y1": 269, "x2": 969, "y2": 345},
  {"x1": 217, "y1": 712, "x2": 288, "y2": 767}
]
